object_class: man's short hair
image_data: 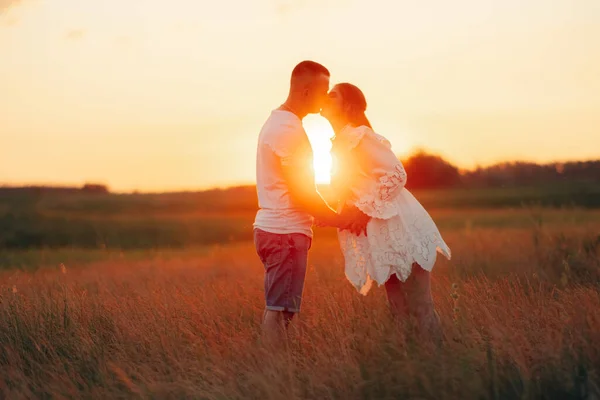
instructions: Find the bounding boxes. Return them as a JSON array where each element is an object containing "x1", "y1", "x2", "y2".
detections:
[{"x1": 291, "y1": 61, "x2": 330, "y2": 80}]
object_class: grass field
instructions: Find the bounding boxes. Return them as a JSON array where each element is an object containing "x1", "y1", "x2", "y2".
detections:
[
  {"x1": 1, "y1": 208, "x2": 599, "y2": 399},
  {"x1": 2, "y1": 184, "x2": 600, "y2": 250}
]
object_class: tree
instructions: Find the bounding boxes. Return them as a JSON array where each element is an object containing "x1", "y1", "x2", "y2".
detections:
[
  {"x1": 401, "y1": 150, "x2": 461, "y2": 189},
  {"x1": 81, "y1": 184, "x2": 109, "y2": 194}
]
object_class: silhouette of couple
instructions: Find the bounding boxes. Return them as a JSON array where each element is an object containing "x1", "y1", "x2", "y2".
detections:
[{"x1": 254, "y1": 61, "x2": 451, "y2": 346}]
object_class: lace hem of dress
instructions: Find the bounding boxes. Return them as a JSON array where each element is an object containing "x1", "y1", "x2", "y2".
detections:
[
  {"x1": 339, "y1": 225, "x2": 452, "y2": 295},
  {"x1": 354, "y1": 164, "x2": 407, "y2": 219}
]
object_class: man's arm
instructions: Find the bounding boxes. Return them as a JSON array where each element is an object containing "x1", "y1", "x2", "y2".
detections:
[
  {"x1": 284, "y1": 164, "x2": 370, "y2": 235},
  {"x1": 282, "y1": 162, "x2": 341, "y2": 226}
]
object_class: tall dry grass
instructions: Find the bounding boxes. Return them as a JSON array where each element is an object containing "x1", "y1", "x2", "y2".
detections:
[{"x1": 0, "y1": 226, "x2": 599, "y2": 399}]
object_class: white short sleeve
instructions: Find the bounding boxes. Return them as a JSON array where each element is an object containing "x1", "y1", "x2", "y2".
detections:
[{"x1": 263, "y1": 118, "x2": 312, "y2": 167}]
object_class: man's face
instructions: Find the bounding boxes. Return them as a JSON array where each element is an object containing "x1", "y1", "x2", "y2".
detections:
[{"x1": 305, "y1": 73, "x2": 330, "y2": 114}]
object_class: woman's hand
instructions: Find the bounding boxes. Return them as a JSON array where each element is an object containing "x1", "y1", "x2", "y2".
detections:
[{"x1": 339, "y1": 204, "x2": 371, "y2": 236}]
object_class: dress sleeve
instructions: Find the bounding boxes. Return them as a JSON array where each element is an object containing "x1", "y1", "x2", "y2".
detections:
[
  {"x1": 330, "y1": 125, "x2": 368, "y2": 198},
  {"x1": 350, "y1": 127, "x2": 407, "y2": 219}
]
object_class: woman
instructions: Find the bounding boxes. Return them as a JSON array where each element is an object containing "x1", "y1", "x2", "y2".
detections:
[{"x1": 320, "y1": 83, "x2": 451, "y2": 337}]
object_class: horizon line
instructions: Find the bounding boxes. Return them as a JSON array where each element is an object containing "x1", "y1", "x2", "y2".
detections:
[{"x1": 2, "y1": 156, "x2": 599, "y2": 195}]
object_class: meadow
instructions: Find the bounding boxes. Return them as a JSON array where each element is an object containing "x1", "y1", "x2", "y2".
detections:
[
  {"x1": 2, "y1": 182, "x2": 600, "y2": 251},
  {"x1": 0, "y1": 188, "x2": 599, "y2": 399}
]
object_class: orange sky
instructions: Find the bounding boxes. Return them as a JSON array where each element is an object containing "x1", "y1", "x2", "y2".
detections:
[{"x1": 1, "y1": 0, "x2": 599, "y2": 191}]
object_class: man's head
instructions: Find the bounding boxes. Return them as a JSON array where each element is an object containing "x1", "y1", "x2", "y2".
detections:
[{"x1": 288, "y1": 61, "x2": 330, "y2": 115}]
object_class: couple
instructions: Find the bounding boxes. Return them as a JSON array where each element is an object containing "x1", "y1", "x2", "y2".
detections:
[{"x1": 253, "y1": 61, "x2": 451, "y2": 345}]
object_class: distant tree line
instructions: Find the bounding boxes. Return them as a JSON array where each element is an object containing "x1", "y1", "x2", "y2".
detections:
[
  {"x1": 1, "y1": 152, "x2": 599, "y2": 195},
  {"x1": 0, "y1": 183, "x2": 109, "y2": 195},
  {"x1": 401, "y1": 150, "x2": 600, "y2": 189}
]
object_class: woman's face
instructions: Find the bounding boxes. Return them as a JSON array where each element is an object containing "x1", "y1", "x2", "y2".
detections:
[{"x1": 320, "y1": 86, "x2": 345, "y2": 123}]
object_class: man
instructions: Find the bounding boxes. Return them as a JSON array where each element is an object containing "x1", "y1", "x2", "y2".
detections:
[{"x1": 253, "y1": 61, "x2": 367, "y2": 345}]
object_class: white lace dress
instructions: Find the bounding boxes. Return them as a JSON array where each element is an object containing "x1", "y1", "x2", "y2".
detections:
[{"x1": 330, "y1": 125, "x2": 451, "y2": 295}]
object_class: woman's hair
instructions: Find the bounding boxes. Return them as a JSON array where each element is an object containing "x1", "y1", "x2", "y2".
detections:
[{"x1": 335, "y1": 83, "x2": 372, "y2": 129}]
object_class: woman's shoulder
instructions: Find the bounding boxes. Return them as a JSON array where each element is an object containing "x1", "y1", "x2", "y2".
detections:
[
  {"x1": 332, "y1": 125, "x2": 371, "y2": 150},
  {"x1": 332, "y1": 125, "x2": 392, "y2": 151}
]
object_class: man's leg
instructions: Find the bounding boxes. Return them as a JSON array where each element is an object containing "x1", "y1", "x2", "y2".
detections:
[
  {"x1": 254, "y1": 230, "x2": 311, "y2": 347},
  {"x1": 261, "y1": 310, "x2": 286, "y2": 346},
  {"x1": 254, "y1": 229, "x2": 286, "y2": 346},
  {"x1": 261, "y1": 309, "x2": 295, "y2": 345},
  {"x1": 284, "y1": 233, "x2": 311, "y2": 317}
]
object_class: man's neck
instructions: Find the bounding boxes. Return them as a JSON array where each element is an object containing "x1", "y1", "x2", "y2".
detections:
[{"x1": 280, "y1": 98, "x2": 307, "y2": 120}]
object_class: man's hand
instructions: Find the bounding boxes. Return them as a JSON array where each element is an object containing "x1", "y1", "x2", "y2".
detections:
[
  {"x1": 281, "y1": 158, "x2": 370, "y2": 235},
  {"x1": 316, "y1": 205, "x2": 370, "y2": 236},
  {"x1": 313, "y1": 213, "x2": 340, "y2": 228},
  {"x1": 344, "y1": 206, "x2": 371, "y2": 236},
  {"x1": 339, "y1": 205, "x2": 371, "y2": 236},
  {"x1": 314, "y1": 210, "x2": 353, "y2": 228}
]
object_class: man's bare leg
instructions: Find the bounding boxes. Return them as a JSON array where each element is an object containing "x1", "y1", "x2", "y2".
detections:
[{"x1": 261, "y1": 310, "x2": 295, "y2": 348}]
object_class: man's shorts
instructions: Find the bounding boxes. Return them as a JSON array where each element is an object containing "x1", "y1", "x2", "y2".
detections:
[{"x1": 254, "y1": 229, "x2": 312, "y2": 313}]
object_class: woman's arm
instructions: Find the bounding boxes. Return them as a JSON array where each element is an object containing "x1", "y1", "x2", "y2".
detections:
[{"x1": 351, "y1": 128, "x2": 407, "y2": 219}]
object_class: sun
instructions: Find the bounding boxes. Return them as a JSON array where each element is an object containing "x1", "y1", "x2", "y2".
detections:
[{"x1": 303, "y1": 115, "x2": 335, "y2": 184}]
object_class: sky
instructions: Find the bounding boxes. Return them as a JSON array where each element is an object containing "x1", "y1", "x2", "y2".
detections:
[{"x1": 1, "y1": 0, "x2": 599, "y2": 192}]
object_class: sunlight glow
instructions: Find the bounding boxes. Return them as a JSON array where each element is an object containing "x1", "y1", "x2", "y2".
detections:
[{"x1": 303, "y1": 116, "x2": 335, "y2": 184}]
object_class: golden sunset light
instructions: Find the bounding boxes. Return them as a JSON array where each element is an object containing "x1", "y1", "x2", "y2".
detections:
[
  {"x1": 304, "y1": 116, "x2": 335, "y2": 184},
  {"x1": 2, "y1": 1, "x2": 600, "y2": 396},
  {"x1": 1, "y1": 0, "x2": 600, "y2": 192}
]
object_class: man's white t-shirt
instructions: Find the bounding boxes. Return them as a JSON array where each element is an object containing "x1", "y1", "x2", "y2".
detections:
[{"x1": 253, "y1": 110, "x2": 314, "y2": 238}]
